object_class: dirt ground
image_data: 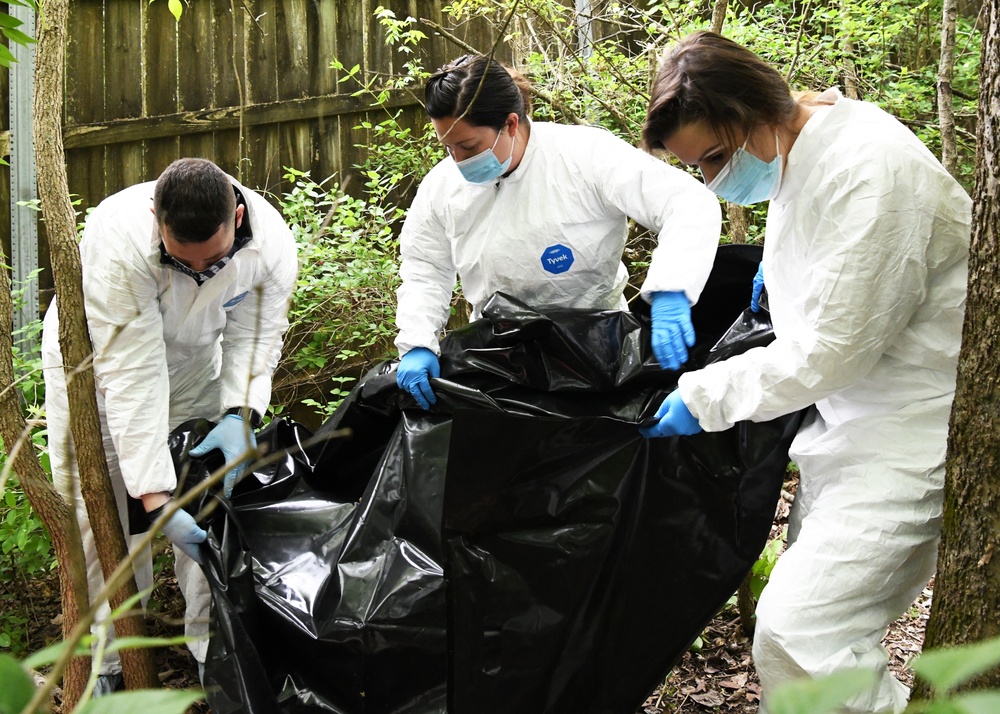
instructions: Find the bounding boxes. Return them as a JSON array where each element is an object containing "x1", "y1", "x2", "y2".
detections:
[{"x1": 18, "y1": 474, "x2": 930, "y2": 714}]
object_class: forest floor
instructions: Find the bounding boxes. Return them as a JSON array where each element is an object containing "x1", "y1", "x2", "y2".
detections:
[{"x1": 16, "y1": 471, "x2": 931, "y2": 714}]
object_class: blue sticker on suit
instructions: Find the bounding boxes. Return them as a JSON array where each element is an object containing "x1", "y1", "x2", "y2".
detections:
[
  {"x1": 540, "y1": 244, "x2": 574, "y2": 274},
  {"x1": 224, "y1": 291, "x2": 249, "y2": 308}
]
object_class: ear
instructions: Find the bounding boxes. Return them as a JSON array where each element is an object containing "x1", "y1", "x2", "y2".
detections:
[
  {"x1": 506, "y1": 112, "x2": 520, "y2": 135},
  {"x1": 235, "y1": 204, "x2": 246, "y2": 229}
]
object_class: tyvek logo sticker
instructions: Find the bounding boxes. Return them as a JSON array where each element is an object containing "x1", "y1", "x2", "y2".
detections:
[
  {"x1": 223, "y1": 291, "x2": 249, "y2": 308},
  {"x1": 540, "y1": 244, "x2": 574, "y2": 274}
]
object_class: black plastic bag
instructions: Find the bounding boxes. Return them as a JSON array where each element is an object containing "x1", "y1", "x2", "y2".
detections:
[{"x1": 177, "y1": 244, "x2": 800, "y2": 713}]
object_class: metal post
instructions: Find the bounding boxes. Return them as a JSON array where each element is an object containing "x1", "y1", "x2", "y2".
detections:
[
  {"x1": 9, "y1": 2, "x2": 40, "y2": 344},
  {"x1": 576, "y1": 0, "x2": 594, "y2": 60}
]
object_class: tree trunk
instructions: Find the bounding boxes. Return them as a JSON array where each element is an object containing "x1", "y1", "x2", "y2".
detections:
[
  {"x1": 709, "y1": 0, "x2": 751, "y2": 245},
  {"x1": 711, "y1": 0, "x2": 728, "y2": 33},
  {"x1": 842, "y1": 0, "x2": 861, "y2": 99},
  {"x1": 919, "y1": 0, "x2": 1000, "y2": 696},
  {"x1": 33, "y1": 0, "x2": 159, "y2": 691},
  {"x1": 939, "y1": 0, "x2": 960, "y2": 177},
  {"x1": 727, "y1": 204, "x2": 750, "y2": 244},
  {"x1": 0, "y1": 257, "x2": 91, "y2": 710}
]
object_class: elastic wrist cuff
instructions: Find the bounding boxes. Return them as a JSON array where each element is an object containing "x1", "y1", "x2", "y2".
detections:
[
  {"x1": 225, "y1": 406, "x2": 263, "y2": 429},
  {"x1": 146, "y1": 503, "x2": 167, "y2": 524}
]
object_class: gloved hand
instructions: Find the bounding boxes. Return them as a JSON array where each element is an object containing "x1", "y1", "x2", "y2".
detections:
[
  {"x1": 650, "y1": 291, "x2": 695, "y2": 371},
  {"x1": 750, "y1": 262, "x2": 765, "y2": 313},
  {"x1": 640, "y1": 389, "x2": 703, "y2": 439},
  {"x1": 154, "y1": 505, "x2": 207, "y2": 564},
  {"x1": 397, "y1": 347, "x2": 440, "y2": 410},
  {"x1": 189, "y1": 414, "x2": 256, "y2": 498}
]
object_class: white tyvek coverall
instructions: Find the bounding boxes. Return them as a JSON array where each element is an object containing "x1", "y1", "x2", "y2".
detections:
[
  {"x1": 678, "y1": 90, "x2": 970, "y2": 713},
  {"x1": 42, "y1": 178, "x2": 297, "y2": 672},
  {"x1": 395, "y1": 121, "x2": 721, "y2": 355}
]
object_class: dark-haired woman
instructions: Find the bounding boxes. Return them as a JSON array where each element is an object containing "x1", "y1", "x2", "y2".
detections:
[
  {"x1": 394, "y1": 54, "x2": 722, "y2": 409},
  {"x1": 640, "y1": 31, "x2": 970, "y2": 713}
]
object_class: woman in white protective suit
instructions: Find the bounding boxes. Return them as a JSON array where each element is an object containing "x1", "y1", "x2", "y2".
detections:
[
  {"x1": 394, "y1": 54, "x2": 722, "y2": 407},
  {"x1": 639, "y1": 31, "x2": 971, "y2": 713}
]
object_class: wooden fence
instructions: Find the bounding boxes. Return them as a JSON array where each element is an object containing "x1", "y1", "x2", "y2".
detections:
[{"x1": 2, "y1": 0, "x2": 499, "y2": 300}]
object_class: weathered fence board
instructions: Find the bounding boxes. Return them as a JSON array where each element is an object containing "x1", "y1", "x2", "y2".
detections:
[
  {"x1": 3, "y1": 0, "x2": 497, "y2": 304},
  {"x1": 105, "y1": 0, "x2": 144, "y2": 194}
]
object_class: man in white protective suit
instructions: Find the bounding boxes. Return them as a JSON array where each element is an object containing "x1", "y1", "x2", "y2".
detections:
[
  {"x1": 42, "y1": 158, "x2": 298, "y2": 694},
  {"x1": 640, "y1": 32, "x2": 971, "y2": 713}
]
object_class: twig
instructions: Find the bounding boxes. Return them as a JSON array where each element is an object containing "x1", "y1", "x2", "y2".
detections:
[
  {"x1": 785, "y1": 0, "x2": 814, "y2": 84},
  {"x1": 419, "y1": 16, "x2": 587, "y2": 126}
]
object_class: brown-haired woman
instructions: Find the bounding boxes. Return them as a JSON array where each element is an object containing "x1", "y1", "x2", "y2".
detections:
[
  {"x1": 394, "y1": 54, "x2": 722, "y2": 409},
  {"x1": 640, "y1": 31, "x2": 971, "y2": 713}
]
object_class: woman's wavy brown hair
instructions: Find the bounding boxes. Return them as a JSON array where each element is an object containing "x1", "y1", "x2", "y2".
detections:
[{"x1": 643, "y1": 31, "x2": 799, "y2": 152}]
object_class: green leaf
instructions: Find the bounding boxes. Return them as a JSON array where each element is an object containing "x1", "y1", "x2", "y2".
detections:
[
  {"x1": 912, "y1": 637, "x2": 1000, "y2": 694},
  {"x1": 910, "y1": 691, "x2": 1000, "y2": 714},
  {"x1": 23, "y1": 639, "x2": 89, "y2": 669},
  {"x1": 108, "y1": 586, "x2": 154, "y2": 619},
  {"x1": 104, "y1": 634, "x2": 194, "y2": 654},
  {"x1": 767, "y1": 669, "x2": 877, "y2": 714},
  {"x1": 0, "y1": 633, "x2": 10, "y2": 648},
  {"x1": 0, "y1": 43, "x2": 17, "y2": 69},
  {"x1": 167, "y1": 0, "x2": 183, "y2": 22},
  {"x1": 942, "y1": 691, "x2": 1000, "y2": 714},
  {"x1": 75, "y1": 689, "x2": 203, "y2": 714},
  {"x1": 0, "y1": 654, "x2": 35, "y2": 714},
  {"x1": 2, "y1": 27, "x2": 34, "y2": 45},
  {"x1": 0, "y1": 14, "x2": 24, "y2": 30}
]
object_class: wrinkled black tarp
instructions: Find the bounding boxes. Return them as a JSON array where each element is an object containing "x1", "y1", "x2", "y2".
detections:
[{"x1": 176, "y1": 244, "x2": 800, "y2": 714}]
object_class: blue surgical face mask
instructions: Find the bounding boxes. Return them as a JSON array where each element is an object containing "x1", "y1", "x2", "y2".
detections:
[
  {"x1": 455, "y1": 126, "x2": 514, "y2": 184},
  {"x1": 705, "y1": 134, "x2": 783, "y2": 206}
]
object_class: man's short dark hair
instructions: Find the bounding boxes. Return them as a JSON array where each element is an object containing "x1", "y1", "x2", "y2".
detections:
[{"x1": 153, "y1": 158, "x2": 237, "y2": 243}]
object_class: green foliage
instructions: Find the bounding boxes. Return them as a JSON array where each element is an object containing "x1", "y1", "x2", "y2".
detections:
[
  {"x1": 768, "y1": 668, "x2": 879, "y2": 714},
  {"x1": 374, "y1": 6, "x2": 428, "y2": 54},
  {"x1": 0, "y1": 653, "x2": 34, "y2": 714},
  {"x1": 0, "y1": 1, "x2": 36, "y2": 70},
  {"x1": 0, "y1": 647, "x2": 203, "y2": 714},
  {"x1": 300, "y1": 376, "x2": 357, "y2": 421},
  {"x1": 910, "y1": 637, "x2": 1000, "y2": 697},
  {"x1": 75, "y1": 690, "x2": 204, "y2": 714},
  {"x1": 766, "y1": 635, "x2": 1000, "y2": 714},
  {"x1": 276, "y1": 168, "x2": 404, "y2": 416},
  {"x1": 0, "y1": 476, "x2": 52, "y2": 574},
  {"x1": 356, "y1": 113, "x2": 445, "y2": 199},
  {"x1": 724, "y1": 0, "x2": 980, "y2": 192},
  {"x1": 165, "y1": 0, "x2": 183, "y2": 23},
  {"x1": 360, "y1": 0, "x2": 979, "y2": 249},
  {"x1": 748, "y1": 530, "x2": 785, "y2": 600},
  {"x1": 0, "y1": 274, "x2": 53, "y2": 657},
  {"x1": 0, "y1": 454, "x2": 53, "y2": 659}
]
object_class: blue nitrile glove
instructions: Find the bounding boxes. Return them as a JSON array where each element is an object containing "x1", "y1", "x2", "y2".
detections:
[
  {"x1": 650, "y1": 291, "x2": 695, "y2": 371},
  {"x1": 397, "y1": 347, "x2": 440, "y2": 410},
  {"x1": 750, "y1": 262, "x2": 765, "y2": 313},
  {"x1": 640, "y1": 389, "x2": 703, "y2": 439},
  {"x1": 151, "y1": 504, "x2": 207, "y2": 564},
  {"x1": 189, "y1": 414, "x2": 256, "y2": 498}
]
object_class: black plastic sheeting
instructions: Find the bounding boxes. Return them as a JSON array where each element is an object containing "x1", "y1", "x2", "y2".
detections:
[{"x1": 174, "y1": 244, "x2": 801, "y2": 714}]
